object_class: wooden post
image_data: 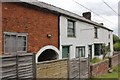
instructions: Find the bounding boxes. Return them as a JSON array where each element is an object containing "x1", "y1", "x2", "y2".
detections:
[
  {"x1": 88, "y1": 54, "x2": 90, "y2": 79},
  {"x1": 79, "y1": 53, "x2": 81, "y2": 79},
  {"x1": 67, "y1": 52, "x2": 70, "y2": 80},
  {"x1": 33, "y1": 53, "x2": 36, "y2": 80},
  {"x1": 16, "y1": 53, "x2": 19, "y2": 79}
]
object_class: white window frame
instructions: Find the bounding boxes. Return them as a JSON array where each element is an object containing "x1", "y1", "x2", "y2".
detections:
[
  {"x1": 76, "y1": 46, "x2": 86, "y2": 58},
  {"x1": 67, "y1": 20, "x2": 76, "y2": 37}
]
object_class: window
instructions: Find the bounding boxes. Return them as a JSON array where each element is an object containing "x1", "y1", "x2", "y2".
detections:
[
  {"x1": 17, "y1": 36, "x2": 27, "y2": 52},
  {"x1": 109, "y1": 34, "x2": 110, "y2": 39},
  {"x1": 94, "y1": 44, "x2": 102, "y2": 56},
  {"x1": 76, "y1": 46, "x2": 85, "y2": 58},
  {"x1": 94, "y1": 27, "x2": 98, "y2": 38},
  {"x1": 4, "y1": 32, "x2": 27, "y2": 54},
  {"x1": 88, "y1": 45, "x2": 92, "y2": 60},
  {"x1": 62, "y1": 46, "x2": 70, "y2": 58},
  {"x1": 4, "y1": 34, "x2": 17, "y2": 53},
  {"x1": 108, "y1": 42, "x2": 110, "y2": 50},
  {"x1": 67, "y1": 20, "x2": 75, "y2": 37}
]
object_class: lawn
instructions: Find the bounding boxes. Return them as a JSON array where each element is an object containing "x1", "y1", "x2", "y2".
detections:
[
  {"x1": 91, "y1": 64, "x2": 120, "y2": 80},
  {"x1": 98, "y1": 64, "x2": 120, "y2": 78}
]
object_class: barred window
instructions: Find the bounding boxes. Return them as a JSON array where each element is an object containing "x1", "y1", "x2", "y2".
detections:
[{"x1": 4, "y1": 32, "x2": 27, "y2": 54}]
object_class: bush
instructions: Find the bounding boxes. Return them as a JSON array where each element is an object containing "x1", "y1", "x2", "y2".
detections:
[{"x1": 113, "y1": 42, "x2": 120, "y2": 51}]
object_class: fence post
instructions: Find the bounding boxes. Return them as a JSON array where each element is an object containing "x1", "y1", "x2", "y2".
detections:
[
  {"x1": 67, "y1": 53, "x2": 70, "y2": 80},
  {"x1": 79, "y1": 54, "x2": 81, "y2": 79},
  {"x1": 88, "y1": 54, "x2": 91, "y2": 78},
  {"x1": 0, "y1": 56, "x2": 2, "y2": 80},
  {"x1": 16, "y1": 53, "x2": 18, "y2": 80},
  {"x1": 118, "y1": 53, "x2": 120, "y2": 79},
  {"x1": 33, "y1": 53, "x2": 36, "y2": 80}
]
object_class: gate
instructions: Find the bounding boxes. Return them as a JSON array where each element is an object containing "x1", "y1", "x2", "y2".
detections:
[
  {"x1": 68, "y1": 55, "x2": 90, "y2": 79},
  {"x1": 0, "y1": 53, "x2": 36, "y2": 80}
]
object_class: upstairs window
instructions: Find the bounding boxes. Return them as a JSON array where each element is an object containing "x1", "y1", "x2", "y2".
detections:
[
  {"x1": 4, "y1": 32, "x2": 27, "y2": 54},
  {"x1": 67, "y1": 20, "x2": 75, "y2": 37},
  {"x1": 109, "y1": 34, "x2": 110, "y2": 39},
  {"x1": 94, "y1": 27, "x2": 98, "y2": 38}
]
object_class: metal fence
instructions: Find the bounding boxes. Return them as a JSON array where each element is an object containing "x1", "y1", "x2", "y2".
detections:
[{"x1": 0, "y1": 53, "x2": 36, "y2": 80}]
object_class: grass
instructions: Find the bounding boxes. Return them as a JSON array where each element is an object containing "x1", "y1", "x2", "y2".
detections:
[
  {"x1": 90, "y1": 57, "x2": 102, "y2": 64},
  {"x1": 96, "y1": 64, "x2": 120, "y2": 78},
  {"x1": 90, "y1": 57, "x2": 110, "y2": 64}
]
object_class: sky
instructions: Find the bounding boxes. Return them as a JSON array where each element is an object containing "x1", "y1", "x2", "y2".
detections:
[{"x1": 37, "y1": 0, "x2": 119, "y2": 35}]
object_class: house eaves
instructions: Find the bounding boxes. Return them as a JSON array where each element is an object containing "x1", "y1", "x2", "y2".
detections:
[{"x1": 2, "y1": 0, "x2": 113, "y2": 32}]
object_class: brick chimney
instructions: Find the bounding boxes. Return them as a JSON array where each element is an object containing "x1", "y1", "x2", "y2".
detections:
[{"x1": 82, "y1": 12, "x2": 91, "y2": 20}]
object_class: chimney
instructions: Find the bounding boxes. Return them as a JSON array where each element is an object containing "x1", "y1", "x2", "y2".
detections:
[{"x1": 82, "y1": 12, "x2": 91, "y2": 20}]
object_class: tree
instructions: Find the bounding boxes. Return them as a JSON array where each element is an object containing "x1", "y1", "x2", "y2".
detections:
[
  {"x1": 113, "y1": 34, "x2": 120, "y2": 44},
  {"x1": 113, "y1": 34, "x2": 120, "y2": 51},
  {"x1": 102, "y1": 44, "x2": 110, "y2": 59},
  {"x1": 114, "y1": 42, "x2": 120, "y2": 51}
]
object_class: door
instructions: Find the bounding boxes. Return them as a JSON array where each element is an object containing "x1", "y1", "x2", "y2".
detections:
[
  {"x1": 62, "y1": 46, "x2": 70, "y2": 58},
  {"x1": 88, "y1": 45, "x2": 92, "y2": 60}
]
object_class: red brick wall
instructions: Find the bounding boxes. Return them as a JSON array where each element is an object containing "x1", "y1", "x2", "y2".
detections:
[
  {"x1": 90, "y1": 59, "x2": 109, "y2": 77},
  {"x1": 0, "y1": 2, "x2": 2, "y2": 55},
  {"x1": 109, "y1": 54, "x2": 120, "y2": 68},
  {"x1": 2, "y1": 2, "x2": 59, "y2": 54}
]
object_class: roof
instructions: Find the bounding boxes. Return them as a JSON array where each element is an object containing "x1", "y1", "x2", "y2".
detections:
[{"x1": 2, "y1": 0, "x2": 113, "y2": 31}]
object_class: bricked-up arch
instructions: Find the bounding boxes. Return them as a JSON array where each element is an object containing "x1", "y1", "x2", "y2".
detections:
[
  {"x1": 36, "y1": 45, "x2": 59, "y2": 63},
  {"x1": 38, "y1": 49, "x2": 58, "y2": 62}
]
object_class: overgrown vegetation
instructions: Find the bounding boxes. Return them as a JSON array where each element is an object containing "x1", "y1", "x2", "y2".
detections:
[
  {"x1": 114, "y1": 43, "x2": 120, "y2": 51},
  {"x1": 90, "y1": 57, "x2": 102, "y2": 64},
  {"x1": 113, "y1": 34, "x2": 120, "y2": 51},
  {"x1": 101, "y1": 44, "x2": 111, "y2": 59},
  {"x1": 90, "y1": 57, "x2": 109, "y2": 64}
]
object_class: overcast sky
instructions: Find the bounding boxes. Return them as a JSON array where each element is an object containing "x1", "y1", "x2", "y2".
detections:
[{"x1": 38, "y1": 0, "x2": 119, "y2": 35}]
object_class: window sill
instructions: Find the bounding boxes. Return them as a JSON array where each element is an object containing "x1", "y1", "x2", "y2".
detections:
[
  {"x1": 94, "y1": 37, "x2": 98, "y2": 39},
  {"x1": 67, "y1": 36, "x2": 76, "y2": 38}
]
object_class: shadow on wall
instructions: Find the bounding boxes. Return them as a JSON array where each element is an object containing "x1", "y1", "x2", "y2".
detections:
[{"x1": 38, "y1": 49, "x2": 58, "y2": 62}]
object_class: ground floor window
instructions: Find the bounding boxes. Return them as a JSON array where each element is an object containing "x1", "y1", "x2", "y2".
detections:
[
  {"x1": 62, "y1": 46, "x2": 70, "y2": 58},
  {"x1": 4, "y1": 32, "x2": 27, "y2": 54},
  {"x1": 88, "y1": 45, "x2": 92, "y2": 60},
  {"x1": 94, "y1": 44, "x2": 102, "y2": 56},
  {"x1": 76, "y1": 46, "x2": 85, "y2": 58}
]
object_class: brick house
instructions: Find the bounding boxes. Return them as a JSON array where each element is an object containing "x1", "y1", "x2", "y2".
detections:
[
  {"x1": 0, "y1": 0, "x2": 113, "y2": 63},
  {"x1": 1, "y1": 2, "x2": 60, "y2": 62}
]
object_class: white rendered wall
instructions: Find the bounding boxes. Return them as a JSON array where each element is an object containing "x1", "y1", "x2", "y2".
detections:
[
  {"x1": 60, "y1": 15, "x2": 113, "y2": 59},
  {"x1": 94, "y1": 28, "x2": 113, "y2": 56},
  {"x1": 60, "y1": 16, "x2": 94, "y2": 59}
]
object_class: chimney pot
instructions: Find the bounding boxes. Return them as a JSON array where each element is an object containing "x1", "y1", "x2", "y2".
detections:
[{"x1": 82, "y1": 12, "x2": 91, "y2": 20}]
